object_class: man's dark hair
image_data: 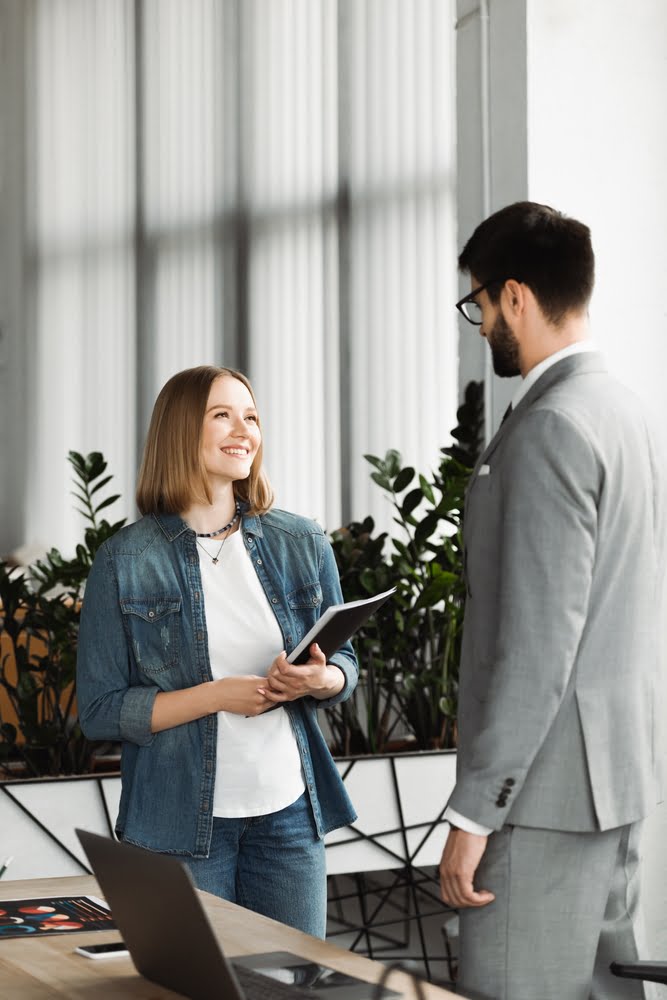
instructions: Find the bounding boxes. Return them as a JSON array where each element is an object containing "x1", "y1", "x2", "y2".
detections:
[{"x1": 458, "y1": 201, "x2": 595, "y2": 325}]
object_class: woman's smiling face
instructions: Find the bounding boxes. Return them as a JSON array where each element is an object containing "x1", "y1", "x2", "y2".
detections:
[{"x1": 200, "y1": 374, "x2": 261, "y2": 486}]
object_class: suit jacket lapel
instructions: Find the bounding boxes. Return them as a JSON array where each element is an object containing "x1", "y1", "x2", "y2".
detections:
[{"x1": 474, "y1": 351, "x2": 607, "y2": 472}]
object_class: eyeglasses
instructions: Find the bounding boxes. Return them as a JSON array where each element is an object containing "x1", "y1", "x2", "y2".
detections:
[{"x1": 455, "y1": 278, "x2": 510, "y2": 325}]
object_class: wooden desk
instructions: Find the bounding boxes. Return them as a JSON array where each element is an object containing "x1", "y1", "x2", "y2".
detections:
[{"x1": 0, "y1": 876, "x2": 457, "y2": 999}]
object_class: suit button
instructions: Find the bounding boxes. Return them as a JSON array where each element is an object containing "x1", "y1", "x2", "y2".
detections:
[
  {"x1": 495, "y1": 797, "x2": 506, "y2": 807},
  {"x1": 504, "y1": 778, "x2": 515, "y2": 787}
]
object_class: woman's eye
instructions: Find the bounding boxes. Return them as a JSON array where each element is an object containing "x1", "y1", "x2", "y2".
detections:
[
  {"x1": 246, "y1": 414, "x2": 258, "y2": 423},
  {"x1": 214, "y1": 410, "x2": 229, "y2": 418}
]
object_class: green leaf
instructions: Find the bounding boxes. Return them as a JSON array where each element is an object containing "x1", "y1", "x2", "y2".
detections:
[
  {"x1": 414, "y1": 511, "x2": 440, "y2": 547},
  {"x1": 401, "y1": 488, "x2": 423, "y2": 518},
  {"x1": 94, "y1": 494, "x2": 120, "y2": 514},
  {"x1": 419, "y1": 475, "x2": 435, "y2": 505},
  {"x1": 359, "y1": 569, "x2": 378, "y2": 593},
  {"x1": 385, "y1": 450, "x2": 402, "y2": 478},
  {"x1": 393, "y1": 467, "x2": 415, "y2": 493},
  {"x1": 71, "y1": 490, "x2": 93, "y2": 508},
  {"x1": 89, "y1": 474, "x2": 113, "y2": 496},
  {"x1": 364, "y1": 454, "x2": 385, "y2": 471},
  {"x1": 67, "y1": 450, "x2": 87, "y2": 473},
  {"x1": 370, "y1": 471, "x2": 391, "y2": 491},
  {"x1": 86, "y1": 452, "x2": 107, "y2": 478},
  {"x1": 392, "y1": 539, "x2": 410, "y2": 559}
]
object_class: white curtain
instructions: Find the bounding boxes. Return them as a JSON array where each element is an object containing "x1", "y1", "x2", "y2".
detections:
[
  {"x1": 343, "y1": 0, "x2": 457, "y2": 526},
  {"x1": 242, "y1": 0, "x2": 341, "y2": 526},
  {"x1": 25, "y1": 0, "x2": 136, "y2": 551},
  {"x1": 139, "y1": 0, "x2": 230, "y2": 409},
  {"x1": 21, "y1": 0, "x2": 457, "y2": 552}
]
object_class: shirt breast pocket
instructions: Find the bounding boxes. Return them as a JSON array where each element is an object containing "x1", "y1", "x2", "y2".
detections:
[
  {"x1": 120, "y1": 596, "x2": 181, "y2": 676},
  {"x1": 287, "y1": 582, "x2": 323, "y2": 638}
]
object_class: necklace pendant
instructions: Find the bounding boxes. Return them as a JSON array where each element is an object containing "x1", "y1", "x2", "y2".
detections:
[{"x1": 212, "y1": 557, "x2": 219, "y2": 565}]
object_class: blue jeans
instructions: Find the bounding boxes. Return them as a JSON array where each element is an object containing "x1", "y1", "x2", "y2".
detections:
[{"x1": 184, "y1": 792, "x2": 327, "y2": 938}]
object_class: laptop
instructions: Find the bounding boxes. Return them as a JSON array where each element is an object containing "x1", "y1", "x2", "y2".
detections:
[{"x1": 75, "y1": 829, "x2": 400, "y2": 1000}]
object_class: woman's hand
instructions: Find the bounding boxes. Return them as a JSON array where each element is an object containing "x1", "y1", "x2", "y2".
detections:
[
  {"x1": 215, "y1": 676, "x2": 275, "y2": 716},
  {"x1": 151, "y1": 676, "x2": 273, "y2": 731},
  {"x1": 260, "y1": 644, "x2": 344, "y2": 703}
]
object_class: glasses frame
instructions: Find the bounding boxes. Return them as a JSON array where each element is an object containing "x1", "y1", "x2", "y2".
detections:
[{"x1": 455, "y1": 277, "x2": 510, "y2": 326}]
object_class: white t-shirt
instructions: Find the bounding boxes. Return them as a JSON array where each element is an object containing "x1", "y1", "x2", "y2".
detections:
[{"x1": 196, "y1": 529, "x2": 305, "y2": 817}]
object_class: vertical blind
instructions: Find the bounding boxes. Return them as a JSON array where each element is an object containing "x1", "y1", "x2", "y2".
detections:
[
  {"x1": 25, "y1": 0, "x2": 136, "y2": 551},
  {"x1": 22, "y1": 0, "x2": 457, "y2": 551}
]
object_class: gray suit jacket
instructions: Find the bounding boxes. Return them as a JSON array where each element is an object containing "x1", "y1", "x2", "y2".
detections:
[{"x1": 448, "y1": 352, "x2": 667, "y2": 832}]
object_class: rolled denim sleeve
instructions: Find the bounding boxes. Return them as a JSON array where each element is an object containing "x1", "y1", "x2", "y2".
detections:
[
  {"x1": 314, "y1": 536, "x2": 358, "y2": 710},
  {"x1": 77, "y1": 545, "x2": 157, "y2": 747}
]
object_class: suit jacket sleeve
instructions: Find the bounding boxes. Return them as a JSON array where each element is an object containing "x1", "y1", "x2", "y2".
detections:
[{"x1": 447, "y1": 407, "x2": 600, "y2": 829}]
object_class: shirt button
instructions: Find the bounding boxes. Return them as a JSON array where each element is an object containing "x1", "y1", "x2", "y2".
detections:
[
  {"x1": 286, "y1": 636, "x2": 292, "y2": 644},
  {"x1": 148, "y1": 611, "x2": 155, "y2": 618},
  {"x1": 271, "y1": 597, "x2": 278, "y2": 604},
  {"x1": 312, "y1": 597, "x2": 318, "y2": 605},
  {"x1": 256, "y1": 559, "x2": 263, "y2": 566}
]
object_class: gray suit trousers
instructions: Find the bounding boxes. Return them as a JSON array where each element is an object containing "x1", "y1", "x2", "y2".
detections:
[{"x1": 459, "y1": 822, "x2": 659, "y2": 1000}]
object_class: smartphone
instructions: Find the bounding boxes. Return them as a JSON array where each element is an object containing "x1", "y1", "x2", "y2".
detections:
[{"x1": 74, "y1": 941, "x2": 129, "y2": 959}]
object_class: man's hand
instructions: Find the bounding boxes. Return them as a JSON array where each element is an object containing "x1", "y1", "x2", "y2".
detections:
[
  {"x1": 261, "y1": 644, "x2": 344, "y2": 703},
  {"x1": 439, "y1": 826, "x2": 495, "y2": 909}
]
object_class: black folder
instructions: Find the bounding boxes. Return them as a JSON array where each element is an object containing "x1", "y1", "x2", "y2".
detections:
[{"x1": 288, "y1": 587, "x2": 395, "y2": 664}]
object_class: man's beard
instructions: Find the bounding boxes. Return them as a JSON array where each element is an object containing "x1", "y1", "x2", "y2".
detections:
[{"x1": 488, "y1": 311, "x2": 521, "y2": 378}]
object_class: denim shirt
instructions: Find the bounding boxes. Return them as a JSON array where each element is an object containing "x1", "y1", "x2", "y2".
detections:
[{"x1": 77, "y1": 507, "x2": 358, "y2": 857}]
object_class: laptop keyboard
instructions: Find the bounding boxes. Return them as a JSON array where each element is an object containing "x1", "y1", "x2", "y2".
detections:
[{"x1": 233, "y1": 963, "x2": 318, "y2": 999}]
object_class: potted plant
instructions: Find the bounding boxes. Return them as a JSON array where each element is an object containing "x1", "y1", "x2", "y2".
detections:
[
  {"x1": 324, "y1": 384, "x2": 483, "y2": 966},
  {"x1": 0, "y1": 452, "x2": 126, "y2": 778},
  {"x1": 327, "y1": 380, "x2": 484, "y2": 756}
]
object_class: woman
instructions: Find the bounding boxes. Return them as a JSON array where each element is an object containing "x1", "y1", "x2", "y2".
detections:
[{"x1": 76, "y1": 365, "x2": 358, "y2": 938}]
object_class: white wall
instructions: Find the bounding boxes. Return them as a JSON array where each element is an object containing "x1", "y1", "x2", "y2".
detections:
[
  {"x1": 527, "y1": 0, "x2": 667, "y2": 425},
  {"x1": 526, "y1": 0, "x2": 667, "y2": 955}
]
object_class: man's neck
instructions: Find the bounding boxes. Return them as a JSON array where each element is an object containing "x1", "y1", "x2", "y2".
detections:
[{"x1": 520, "y1": 314, "x2": 591, "y2": 378}]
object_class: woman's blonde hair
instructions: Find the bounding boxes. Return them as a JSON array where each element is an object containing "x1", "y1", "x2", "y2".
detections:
[{"x1": 136, "y1": 366, "x2": 274, "y2": 516}]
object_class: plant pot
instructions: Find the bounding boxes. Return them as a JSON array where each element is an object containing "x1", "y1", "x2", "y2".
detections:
[{"x1": 326, "y1": 748, "x2": 456, "y2": 876}]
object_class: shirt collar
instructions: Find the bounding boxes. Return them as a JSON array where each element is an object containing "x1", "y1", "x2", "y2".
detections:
[{"x1": 511, "y1": 341, "x2": 598, "y2": 410}]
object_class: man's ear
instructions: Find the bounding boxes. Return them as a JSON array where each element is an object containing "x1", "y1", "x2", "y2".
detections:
[{"x1": 503, "y1": 278, "x2": 526, "y2": 318}]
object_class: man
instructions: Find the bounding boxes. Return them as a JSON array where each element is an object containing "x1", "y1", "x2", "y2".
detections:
[{"x1": 439, "y1": 201, "x2": 666, "y2": 999}]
